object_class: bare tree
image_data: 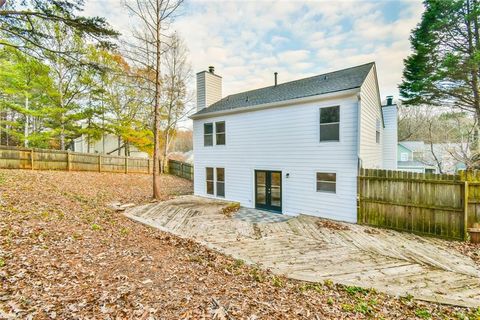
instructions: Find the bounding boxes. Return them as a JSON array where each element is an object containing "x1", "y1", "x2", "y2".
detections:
[
  {"x1": 160, "y1": 33, "x2": 192, "y2": 172},
  {"x1": 125, "y1": 0, "x2": 184, "y2": 199}
]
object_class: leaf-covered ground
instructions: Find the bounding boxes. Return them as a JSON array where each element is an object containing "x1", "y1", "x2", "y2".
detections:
[{"x1": 0, "y1": 169, "x2": 479, "y2": 319}]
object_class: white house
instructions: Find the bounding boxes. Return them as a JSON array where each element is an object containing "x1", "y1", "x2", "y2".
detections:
[
  {"x1": 190, "y1": 63, "x2": 397, "y2": 223},
  {"x1": 73, "y1": 134, "x2": 149, "y2": 158}
]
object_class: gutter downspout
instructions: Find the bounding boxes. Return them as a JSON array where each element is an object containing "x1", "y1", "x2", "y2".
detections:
[{"x1": 357, "y1": 92, "x2": 363, "y2": 173}]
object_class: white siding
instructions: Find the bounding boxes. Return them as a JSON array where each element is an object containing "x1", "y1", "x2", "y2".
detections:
[
  {"x1": 196, "y1": 71, "x2": 222, "y2": 111},
  {"x1": 382, "y1": 105, "x2": 398, "y2": 169},
  {"x1": 193, "y1": 94, "x2": 359, "y2": 223},
  {"x1": 359, "y1": 66, "x2": 383, "y2": 168},
  {"x1": 73, "y1": 134, "x2": 148, "y2": 158}
]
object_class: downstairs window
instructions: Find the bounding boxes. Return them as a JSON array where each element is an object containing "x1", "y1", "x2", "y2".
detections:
[{"x1": 316, "y1": 172, "x2": 336, "y2": 193}]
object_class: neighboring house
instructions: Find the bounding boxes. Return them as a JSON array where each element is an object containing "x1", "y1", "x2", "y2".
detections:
[
  {"x1": 168, "y1": 150, "x2": 194, "y2": 164},
  {"x1": 397, "y1": 141, "x2": 467, "y2": 174},
  {"x1": 73, "y1": 134, "x2": 149, "y2": 158},
  {"x1": 190, "y1": 63, "x2": 397, "y2": 223},
  {"x1": 397, "y1": 141, "x2": 437, "y2": 173}
]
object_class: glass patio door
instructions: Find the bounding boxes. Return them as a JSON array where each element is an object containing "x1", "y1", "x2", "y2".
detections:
[{"x1": 255, "y1": 170, "x2": 282, "y2": 213}]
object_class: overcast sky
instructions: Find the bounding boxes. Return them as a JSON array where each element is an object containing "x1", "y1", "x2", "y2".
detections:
[{"x1": 84, "y1": 0, "x2": 423, "y2": 107}]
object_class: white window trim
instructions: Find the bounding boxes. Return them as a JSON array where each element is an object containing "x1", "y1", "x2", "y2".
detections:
[
  {"x1": 314, "y1": 170, "x2": 338, "y2": 194},
  {"x1": 216, "y1": 167, "x2": 225, "y2": 198},
  {"x1": 215, "y1": 121, "x2": 226, "y2": 146},
  {"x1": 319, "y1": 105, "x2": 341, "y2": 143},
  {"x1": 206, "y1": 167, "x2": 214, "y2": 195},
  {"x1": 205, "y1": 166, "x2": 226, "y2": 198},
  {"x1": 400, "y1": 153, "x2": 409, "y2": 162},
  {"x1": 204, "y1": 123, "x2": 214, "y2": 147}
]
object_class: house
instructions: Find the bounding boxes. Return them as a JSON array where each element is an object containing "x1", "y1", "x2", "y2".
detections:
[
  {"x1": 73, "y1": 134, "x2": 149, "y2": 158},
  {"x1": 190, "y1": 63, "x2": 397, "y2": 223},
  {"x1": 397, "y1": 141, "x2": 437, "y2": 173},
  {"x1": 397, "y1": 141, "x2": 467, "y2": 174}
]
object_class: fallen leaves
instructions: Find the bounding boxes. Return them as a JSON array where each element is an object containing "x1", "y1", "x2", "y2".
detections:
[
  {"x1": 316, "y1": 219, "x2": 350, "y2": 231},
  {"x1": 0, "y1": 169, "x2": 478, "y2": 319}
]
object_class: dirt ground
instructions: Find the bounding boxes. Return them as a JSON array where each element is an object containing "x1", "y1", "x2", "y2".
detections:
[{"x1": 0, "y1": 169, "x2": 479, "y2": 319}]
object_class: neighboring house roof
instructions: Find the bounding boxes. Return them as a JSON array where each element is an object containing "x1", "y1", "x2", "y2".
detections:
[
  {"x1": 399, "y1": 141, "x2": 425, "y2": 153},
  {"x1": 193, "y1": 62, "x2": 375, "y2": 116}
]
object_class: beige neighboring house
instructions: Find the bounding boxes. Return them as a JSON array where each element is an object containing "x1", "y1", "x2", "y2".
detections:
[{"x1": 73, "y1": 134, "x2": 149, "y2": 158}]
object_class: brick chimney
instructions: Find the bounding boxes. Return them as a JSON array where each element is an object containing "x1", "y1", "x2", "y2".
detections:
[{"x1": 196, "y1": 66, "x2": 222, "y2": 112}]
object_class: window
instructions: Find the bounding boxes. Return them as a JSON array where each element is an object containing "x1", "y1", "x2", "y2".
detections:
[
  {"x1": 206, "y1": 167, "x2": 214, "y2": 195},
  {"x1": 216, "y1": 121, "x2": 226, "y2": 145},
  {"x1": 320, "y1": 106, "x2": 340, "y2": 142},
  {"x1": 316, "y1": 172, "x2": 336, "y2": 193},
  {"x1": 400, "y1": 153, "x2": 409, "y2": 161},
  {"x1": 204, "y1": 123, "x2": 213, "y2": 146},
  {"x1": 216, "y1": 168, "x2": 225, "y2": 197},
  {"x1": 376, "y1": 119, "x2": 381, "y2": 144}
]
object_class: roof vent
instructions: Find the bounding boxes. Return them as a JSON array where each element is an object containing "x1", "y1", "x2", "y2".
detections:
[
  {"x1": 208, "y1": 66, "x2": 215, "y2": 74},
  {"x1": 386, "y1": 95, "x2": 393, "y2": 106},
  {"x1": 274, "y1": 72, "x2": 278, "y2": 86},
  {"x1": 245, "y1": 96, "x2": 249, "y2": 102},
  {"x1": 324, "y1": 75, "x2": 328, "y2": 80}
]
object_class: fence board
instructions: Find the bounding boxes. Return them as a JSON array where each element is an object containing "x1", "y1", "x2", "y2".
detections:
[
  {"x1": 359, "y1": 168, "x2": 480, "y2": 240},
  {"x1": 168, "y1": 160, "x2": 193, "y2": 181},
  {"x1": 0, "y1": 145, "x2": 151, "y2": 174}
]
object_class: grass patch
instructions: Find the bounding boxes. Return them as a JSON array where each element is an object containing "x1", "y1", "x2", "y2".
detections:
[
  {"x1": 271, "y1": 275, "x2": 284, "y2": 288},
  {"x1": 345, "y1": 285, "x2": 371, "y2": 296},
  {"x1": 91, "y1": 223, "x2": 102, "y2": 231},
  {"x1": 298, "y1": 283, "x2": 324, "y2": 294},
  {"x1": 0, "y1": 258, "x2": 5, "y2": 268},
  {"x1": 119, "y1": 227, "x2": 129, "y2": 236},
  {"x1": 250, "y1": 267, "x2": 265, "y2": 283},
  {"x1": 415, "y1": 309, "x2": 432, "y2": 319}
]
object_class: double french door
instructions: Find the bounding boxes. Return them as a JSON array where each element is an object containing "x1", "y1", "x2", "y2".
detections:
[{"x1": 255, "y1": 170, "x2": 282, "y2": 213}]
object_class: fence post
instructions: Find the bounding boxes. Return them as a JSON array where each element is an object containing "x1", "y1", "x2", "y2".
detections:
[
  {"x1": 125, "y1": 156, "x2": 128, "y2": 174},
  {"x1": 30, "y1": 148, "x2": 34, "y2": 170},
  {"x1": 464, "y1": 180, "x2": 469, "y2": 240},
  {"x1": 181, "y1": 162, "x2": 184, "y2": 179},
  {"x1": 98, "y1": 154, "x2": 102, "y2": 172},
  {"x1": 147, "y1": 159, "x2": 151, "y2": 174},
  {"x1": 67, "y1": 151, "x2": 71, "y2": 171}
]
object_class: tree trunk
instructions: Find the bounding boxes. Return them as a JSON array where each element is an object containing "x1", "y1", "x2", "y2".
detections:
[
  {"x1": 467, "y1": 0, "x2": 480, "y2": 151},
  {"x1": 152, "y1": 8, "x2": 162, "y2": 199},
  {"x1": 24, "y1": 94, "x2": 29, "y2": 148}
]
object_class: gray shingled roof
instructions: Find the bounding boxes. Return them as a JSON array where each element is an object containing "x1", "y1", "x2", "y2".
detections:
[{"x1": 193, "y1": 62, "x2": 375, "y2": 117}]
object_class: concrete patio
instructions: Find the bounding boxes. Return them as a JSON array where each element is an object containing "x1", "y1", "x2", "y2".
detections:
[{"x1": 125, "y1": 195, "x2": 480, "y2": 308}]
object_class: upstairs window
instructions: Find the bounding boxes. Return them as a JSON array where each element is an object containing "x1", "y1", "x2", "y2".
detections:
[
  {"x1": 376, "y1": 119, "x2": 381, "y2": 144},
  {"x1": 216, "y1": 168, "x2": 225, "y2": 197},
  {"x1": 400, "y1": 153, "x2": 409, "y2": 161},
  {"x1": 206, "y1": 167, "x2": 214, "y2": 195},
  {"x1": 316, "y1": 172, "x2": 336, "y2": 193},
  {"x1": 204, "y1": 123, "x2": 213, "y2": 146},
  {"x1": 320, "y1": 106, "x2": 340, "y2": 142},
  {"x1": 216, "y1": 121, "x2": 226, "y2": 145}
]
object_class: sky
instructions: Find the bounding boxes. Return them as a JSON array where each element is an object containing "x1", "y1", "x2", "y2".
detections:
[{"x1": 84, "y1": 0, "x2": 424, "y2": 108}]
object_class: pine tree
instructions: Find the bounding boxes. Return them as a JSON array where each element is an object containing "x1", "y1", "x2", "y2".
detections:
[
  {"x1": 400, "y1": 0, "x2": 480, "y2": 133},
  {"x1": 0, "y1": 0, "x2": 118, "y2": 56}
]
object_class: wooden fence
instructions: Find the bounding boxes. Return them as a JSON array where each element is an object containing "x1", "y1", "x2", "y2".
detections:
[
  {"x1": 358, "y1": 168, "x2": 480, "y2": 240},
  {"x1": 168, "y1": 159, "x2": 193, "y2": 180},
  {"x1": 0, "y1": 145, "x2": 152, "y2": 174}
]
